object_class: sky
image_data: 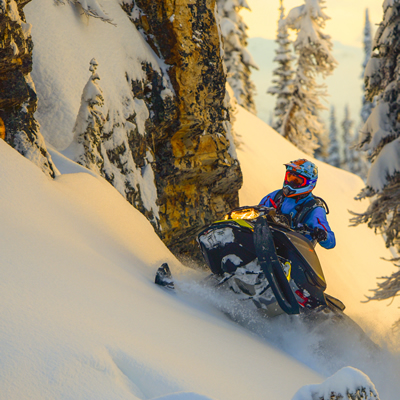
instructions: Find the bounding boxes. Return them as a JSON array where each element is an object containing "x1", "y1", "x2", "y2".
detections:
[{"x1": 243, "y1": 0, "x2": 383, "y2": 48}]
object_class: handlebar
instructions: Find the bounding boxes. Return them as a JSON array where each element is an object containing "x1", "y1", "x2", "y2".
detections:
[{"x1": 224, "y1": 205, "x2": 318, "y2": 247}]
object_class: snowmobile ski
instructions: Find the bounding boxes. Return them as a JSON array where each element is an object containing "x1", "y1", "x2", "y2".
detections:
[
  {"x1": 155, "y1": 263, "x2": 175, "y2": 290},
  {"x1": 253, "y1": 216, "x2": 300, "y2": 315}
]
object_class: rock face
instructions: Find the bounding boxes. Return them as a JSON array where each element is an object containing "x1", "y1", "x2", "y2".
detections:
[
  {"x1": 2, "y1": 0, "x2": 243, "y2": 263},
  {"x1": 0, "y1": 0, "x2": 56, "y2": 177},
  {"x1": 122, "y1": 0, "x2": 242, "y2": 262}
]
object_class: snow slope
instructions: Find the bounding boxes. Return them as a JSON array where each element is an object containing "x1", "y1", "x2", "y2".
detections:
[
  {"x1": 1, "y1": 105, "x2": 400, "y2": 399},
  {"x1": 236, "y1": 107, "x2": 400, "y2": 330},
  {"x1": 26, "y1": 0, "x2": 167, "y2": 150},
  {"x1": 0, "y1": 139, "x2": 323, "y2": 400},
  {"x1": 2, "y1": 1, "x2": 398, "y2": 398},
  {"x1": 236, "y1": 107, "x2": 400, "y2": 398}
]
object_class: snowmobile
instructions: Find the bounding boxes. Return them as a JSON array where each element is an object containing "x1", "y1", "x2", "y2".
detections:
[{"x1": 195, "y1": 205, "x2": 345, "y2": 317}]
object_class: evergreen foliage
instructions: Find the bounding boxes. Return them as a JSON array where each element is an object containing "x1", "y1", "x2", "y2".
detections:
[
  {"x1": 292, "y1": 367, "x2": 380, "y2": 400},
  {"x1": 267, "y1": 0, "x2": 295, "y2": 133},
  {"x1": 349, "y1": 129, "x2": 369, "y2": 180},
  {"x1": 217, "y1": 0, "x2": 258, "y2": 114},
  {"x1": 72, "y1": 58, "x2": 106, "y2": 175},
  {"x1": 360, "y1": 8, "x2": 374, "y2": 124},
  {"x1": 350, "y1": 0, "x2": 400, "y2": 319},
  {"x1": 341, "y1": 104, "x2": 354, "y2": 170},
  {"x1": 314, "y1": 119, "x2": 329, "y2": 162},
  {"x1": 327, "y1": 106, "x2": 341, "y2": 168},
  {"x1": 321, "y1": 387, "x2": 379, "y2": 400},
  {"x1": 364, "y1": 257, "x2": 400, "y2": 308},
  {"x1": 280, "y1": 0, "x2": 336, "y2": 155}
]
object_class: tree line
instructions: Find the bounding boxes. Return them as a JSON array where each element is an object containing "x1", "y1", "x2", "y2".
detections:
[{"x1": 266, "y1": 0, "x2": 400, "y2": 327}]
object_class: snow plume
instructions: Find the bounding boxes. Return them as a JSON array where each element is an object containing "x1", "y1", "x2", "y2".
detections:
[
  {"x1": 54, "y1": 0, "x2": 114, "y2": 24},
  {"x1": 292, "y1": 367, "x2": 379, "y2": 400},
  {"x1": 280, "y1": 0, "x2": 336, "y2": 156}
]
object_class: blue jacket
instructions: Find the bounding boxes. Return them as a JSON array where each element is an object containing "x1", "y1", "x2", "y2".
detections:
[{"x1": 259, "y1": 190, "x2": 336, "y2": 249}]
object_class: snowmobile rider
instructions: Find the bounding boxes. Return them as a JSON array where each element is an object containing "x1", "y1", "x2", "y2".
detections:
[{"x1": 259, "y1": 159, "x2": 335, "y2": 249}]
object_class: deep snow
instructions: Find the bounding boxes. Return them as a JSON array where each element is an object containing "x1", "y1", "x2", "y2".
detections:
[
  {"x1": 3, "y1": 0, "x2": 398, "y2": 398},
  {"x1": 1, "y1": 106, "x2": 400, "y2": 399},
  {"x1": 0, "y1": 137, "x2": 324, "y2": 400}
]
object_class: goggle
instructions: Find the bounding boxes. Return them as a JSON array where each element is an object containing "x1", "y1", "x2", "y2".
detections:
[{"x1": 284, "y1": 170, "x2": 307, "y2": 188}]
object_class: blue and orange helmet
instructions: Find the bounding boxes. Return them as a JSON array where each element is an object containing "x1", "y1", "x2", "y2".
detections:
[{"x1": 283, "y1": 159, "x2": 318, "y2": 197}]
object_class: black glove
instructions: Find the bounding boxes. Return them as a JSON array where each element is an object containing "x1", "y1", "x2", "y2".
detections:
[{"x1": 312, "y1": 227, "x2": 327, "y2": 243}]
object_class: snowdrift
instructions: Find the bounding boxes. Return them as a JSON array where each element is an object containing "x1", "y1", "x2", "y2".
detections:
[{"x1": 0, "y1": 139, "x2": 323, "y2": 400}]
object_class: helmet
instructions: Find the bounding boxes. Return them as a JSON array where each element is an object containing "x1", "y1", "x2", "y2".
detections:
[{"x1": 282, "y1": 159, "x2": 318, "y2": 197}]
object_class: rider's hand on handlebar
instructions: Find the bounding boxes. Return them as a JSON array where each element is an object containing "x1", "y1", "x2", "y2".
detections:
[{"x1": 312, "y1": 227, "x2": 327, "y2": 243}]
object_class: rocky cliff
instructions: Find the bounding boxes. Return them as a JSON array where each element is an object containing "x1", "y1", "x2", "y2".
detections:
[
  {"x1": 124, "y1": 0, "x2": 242, "y2": 262},
  {"x1": 3, "y1": 0, "x2": 243, "y2": 264},
  {"x1": 0, "y1": 0, "x2": 56, "y2": 177}
]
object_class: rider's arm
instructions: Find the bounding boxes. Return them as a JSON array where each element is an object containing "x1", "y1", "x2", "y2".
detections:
[
  {"x1": 304, "y1": 207, "x2": 336, "y2": 249},
  {"x1": 259, "y1": 190, "x2": 280, "y2": 208}
]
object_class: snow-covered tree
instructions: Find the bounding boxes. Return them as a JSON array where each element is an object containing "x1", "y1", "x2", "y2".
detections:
[
  {"x1": 55, "y1": 0, "x2": 114, "y2": 24},
  {"x1": 363, "y1": 258, "x2": 400, "y2": 321},
  {"x1": 72, "y1": 58, "x2": 106, "y2": 175},
  {"x1": 349, "y1": 9, "x2": 373, "y2": 180},
  {"x1": 340, "y1": 104, "x2": 354, "y2": 170},
  {"x1": 351, "y1": 0, "x2": 400, "y2": 315},
  {"x1": 268, "y1": 111, "x2": 274, "y2": 127},
  {"x1": 217, "y1": 0, "x2": 258, "y2": 113},
  {"x1": 267, "y1": 0, "x2": 295, "y2": 133},
  {"x1": 361, "y1": 8, "x2": 374, "y2": 124},
  {"x1": 292, "y1": 367, "x2": 380, "y2": 400},
  {"x1": 327, "y1": 105, "x2": 340, "y2": 168},
  {"x1": 280, "y1": 0, "x2": 337, "y2": 155},
  {"x1": 314, "y1": 119, "x2": 329, "y2": 162},
  {"x1": 349, "y1": 129, "x2": 369, "y2": 180}
]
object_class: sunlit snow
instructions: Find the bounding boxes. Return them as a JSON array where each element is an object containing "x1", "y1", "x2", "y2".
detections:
[{"x1": 1, "y1": 1, "x2": 399, "y2": 399}]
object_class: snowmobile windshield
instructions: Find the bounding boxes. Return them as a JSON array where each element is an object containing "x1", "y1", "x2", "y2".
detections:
[
  {"x1": 225, "y1": 208, "x2": 260, "y2": 220},
  {"x1": 284, "y1": 171, "x2": 307, "y2": 189}
]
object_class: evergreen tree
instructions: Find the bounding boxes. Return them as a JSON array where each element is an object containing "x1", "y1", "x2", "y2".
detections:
[
  {"x1": 327, "y1": 106, "x2": 340, "y2": 168},
  {"x1": 340, "y1": 104, "x2": 353, "y2": 170},
  {"x1": 349, "y1": 129, "x2": 369, "y2": 180},
  {"x1": 314, "y1": 119, "x2": 329, "y2": 162},
  {"x1": 72, "y1": 58, "x2": 106, "y2": 175},
  {"x1": 281, "y1": 0, "x2": 336, "y2": 155},
  {"x1": 268, "y1": 111, "x2": 274, "y2": 127},
  {"x1": 351, "y1": 0, "x2": 400, "y2": 317},
  {"x1": 217, "y1": 0, "x2": 258, "y2": 113},
  {"x1": 360, "y1": 8, "x2": 374, "y2": 124},
  {"x1": 267, "y1": 0, "x2": 295, "y2": 133}
]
